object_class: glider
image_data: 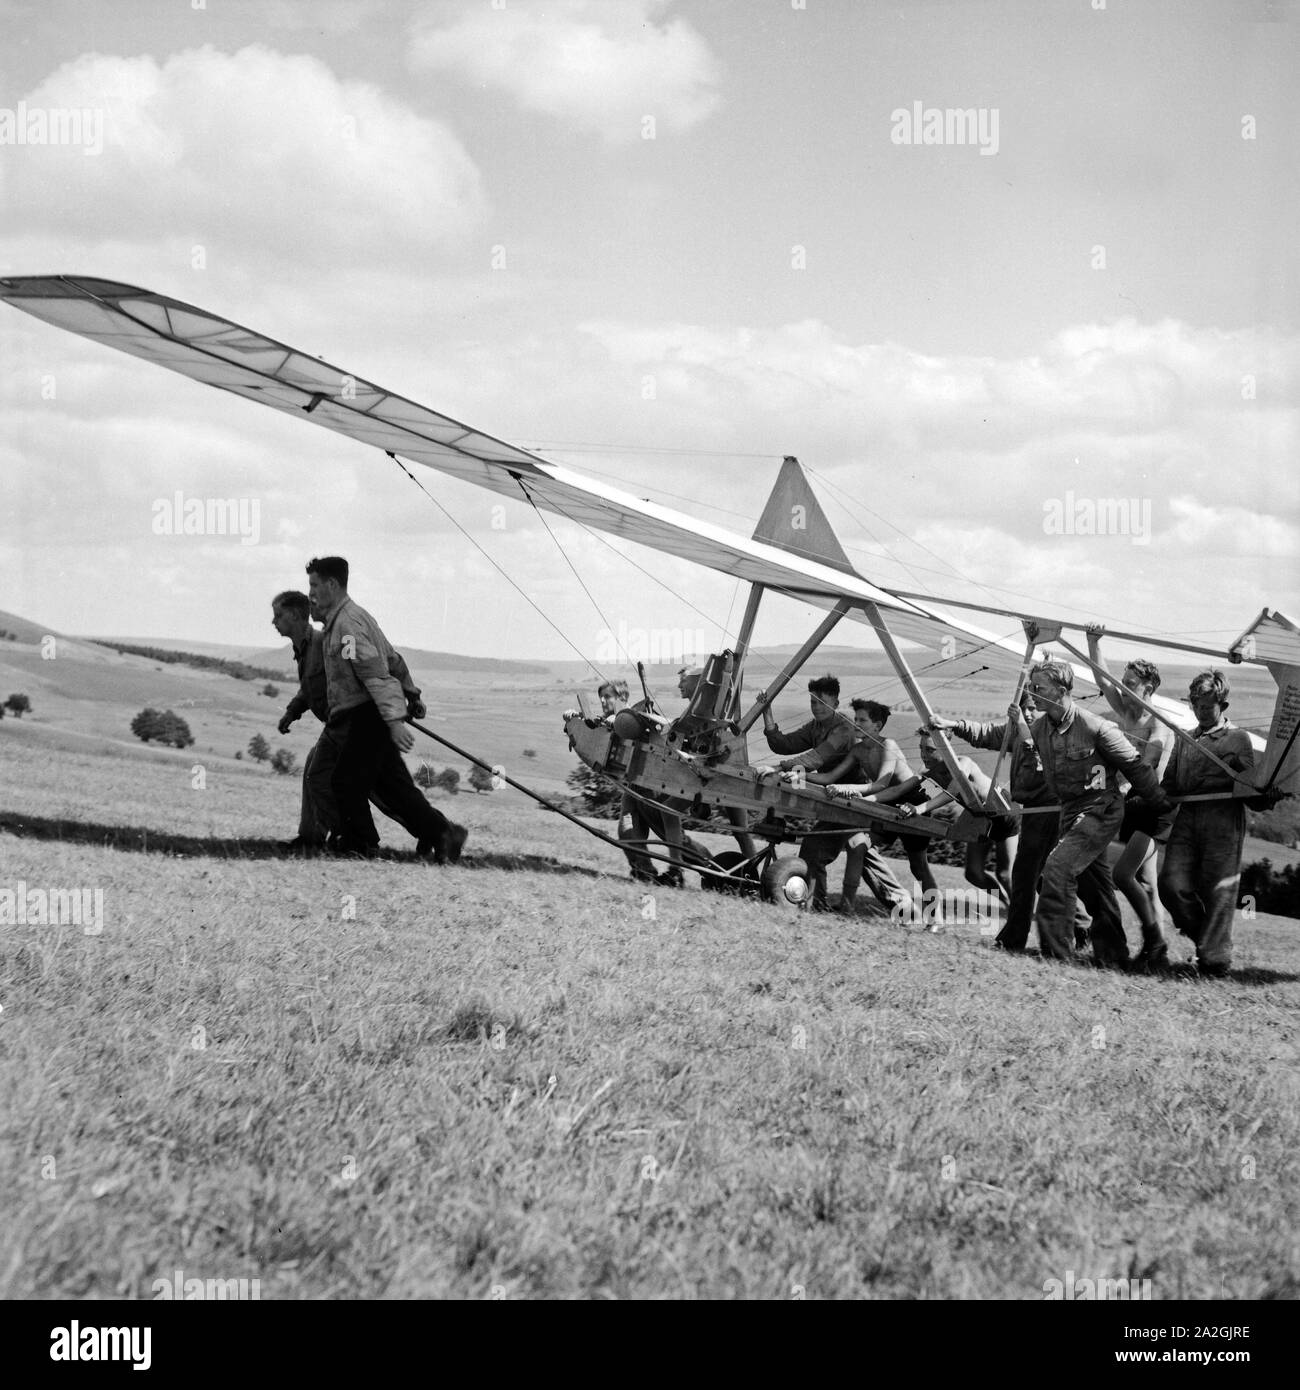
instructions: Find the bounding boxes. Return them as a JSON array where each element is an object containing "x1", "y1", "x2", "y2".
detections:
[{"x1": 3, "y1": 275, "x2": 1295, "y2": 905}]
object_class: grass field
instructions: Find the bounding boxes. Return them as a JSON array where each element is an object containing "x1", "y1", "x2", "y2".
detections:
[{"x1": 2, "y1": 730, "x2": 1298, "y2": 1300}]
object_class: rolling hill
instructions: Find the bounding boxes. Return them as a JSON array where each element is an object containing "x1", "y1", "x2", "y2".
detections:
[{"x1": 0, "y1": 605, "x2": 1286, "y2": 812}]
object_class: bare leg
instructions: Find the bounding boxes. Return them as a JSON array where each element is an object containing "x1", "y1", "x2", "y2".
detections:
[
  {"x1": 907, "y1": 847, "x2": 940, "y2": 925},
  {"x1": 994, "y1": 835, "x2": 1015, "y2": 904},
  {"x1": 964, "y1": 841, "x2": 1010, "y2": 909},
  {"x1": 841, "y1": 839, "x2": 865, "y2": 908},
  {"x1": 1114, "y1": 832, "x2": 1166, "y2": 955},
  {"x1": 724, "y1": 805, "x2": 757, "y2": 860}
]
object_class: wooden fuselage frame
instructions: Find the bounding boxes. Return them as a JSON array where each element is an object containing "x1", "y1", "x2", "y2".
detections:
[{"x1": 563, "y1": 715, "x2": 993, "y2": 846}]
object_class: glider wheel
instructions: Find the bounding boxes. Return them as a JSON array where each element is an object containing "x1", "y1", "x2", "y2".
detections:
[{"x1": 760, "y1": 856, "x2": 810, "y2": 910}]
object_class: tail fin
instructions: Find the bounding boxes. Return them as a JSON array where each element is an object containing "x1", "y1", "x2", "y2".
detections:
[
  {"x1": 1231, "y1": 608, "x2": 1300, "y2": 793},
  {"x1": 1259, "y1": 669, "x2": 1300, "y2": 794},
  {"x1": 751, "y1": 456, "x2": 858, "y2": 577}
]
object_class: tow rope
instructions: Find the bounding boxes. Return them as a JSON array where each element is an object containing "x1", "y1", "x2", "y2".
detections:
[{"x1": 406, "y1": 718, "x2": 745, "y2": 883}]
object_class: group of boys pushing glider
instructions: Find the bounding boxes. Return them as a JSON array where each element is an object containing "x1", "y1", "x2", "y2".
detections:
[
  {"x1": 571, "y1": 626, "x2": 1277, "y2": 978},
  {"x1": 3, "y1": 276, "x2": 1295, "y2": 979}
]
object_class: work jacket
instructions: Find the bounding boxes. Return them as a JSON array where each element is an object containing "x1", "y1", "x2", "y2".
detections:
[
  {"x1": 956, "y1": 714, "x2": 1050, "y2": 805},
  {"x1": 1161, "y1": 718, "x2": 1255, "y2": 796},
  {"x1": 765, "y1": 711, "x2": 856, "y2": 770},
  {"x1": 286, "y1": 628, "x2": 330, "y2": 724},
  {"x1": 286, "y1": 625, "x2": 423, "y2": 726},
  {"x1": 318, "y1": 597, "x2": 415, "y2": 724},
  {"x1": 1030, "y1": 703, "x2": 1165, "y2": 814}
]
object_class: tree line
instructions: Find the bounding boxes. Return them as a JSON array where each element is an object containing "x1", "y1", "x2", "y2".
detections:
[{"x1": 94, "y1": 640, "x2": 290, "y2": 683}]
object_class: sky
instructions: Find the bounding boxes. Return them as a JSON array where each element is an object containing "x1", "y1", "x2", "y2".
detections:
[{"x1": 1, "y1": 0, "x2": 1297, "y2": 672}]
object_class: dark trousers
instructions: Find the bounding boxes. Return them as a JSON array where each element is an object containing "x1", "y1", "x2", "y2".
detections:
[
  {"x1": 1158, "y1": 801, "x2": 1246, "y2": 970},
  {"x1": 329, "y1": 703, "x2": 450, "y2": 851},
  {"x1": 997, "y1": 808, "x2": 1092, "y2": 951},
  {"x1": 1037, "y1": 794, "x2": 1128, "y2": 966},
  {"x1": 302, "y1": 725, "x2": 413, "y2": 845},
  {"x1": 617, "y1": 792, "x2": 709, "y2": 877},
  {"x1": 800, "y1": 824, "x2": 908, "y2": 911},
  {"x1": 999, "y1": 810, "x2": 1057, "y2": 950}
]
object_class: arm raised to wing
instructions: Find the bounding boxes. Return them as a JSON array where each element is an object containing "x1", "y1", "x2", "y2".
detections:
[{"x1": 1086, "y1": 623, "x2": 1128, "y2": 720}]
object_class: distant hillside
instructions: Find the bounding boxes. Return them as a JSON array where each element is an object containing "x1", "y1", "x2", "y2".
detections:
[
  {"x1": 0, "y1": 609, "x2": 66, "y2": 645},
  {"x1": 99, "y1": 636, "x2": 287, "y2": 665},
  {"x1": 109, "y1": 636, "x2": 549, "y2": 677},
  {"x1": 89, "y1": 641, "x2": 291, "y2": 684}
]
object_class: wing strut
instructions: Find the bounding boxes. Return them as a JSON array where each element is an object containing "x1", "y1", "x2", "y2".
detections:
[
  {"x1": 984, "y1": 623, "x2": 1045, "y2": 811},
  {"x1": 737, "y1": 599, "x2": 853, "y2": 734},
  {"x1": 729, "y1": 583, "x2": 766, "y2": 721},
  {"x1": 863, "y1": 600, "x2": 987, "y2": 814},
  {"x1": 887, "y1": 590, "x2": 1234, "y2": 663}
]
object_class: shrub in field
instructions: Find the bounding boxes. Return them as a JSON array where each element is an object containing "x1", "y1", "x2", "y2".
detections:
[
  {"x1": 468, "y1": 764, "x2": 494, "y2": 794},
  {"x1": 917, "y1": 837, "x2": 967, "y2": 869},
  {"x1": 1240, "y1": 859, "x2": 1300, "y2": 919},
  {"x1": 155, "y1": 711, "x2": 195, "y2": 748},
  {"x1": 1249, "y1": 799, "x2": 1300, "y2": 849},
  {"x1": 262, "y1": 682, "x2": 279, "y2": 698},
  {"x1": 130, "y1": 707, "x2": 192, "y2": 746},
  {"x1": 565, "y1": 763, "x2": 621, "y2": 818},
  {"x1": 523, "y1": 748, "x2": 537, "y2": 759},
  {"x1": 5, "y1": 692, "x2": 32, "y2": 718},
  {"x1": 131, "y1": 708, "x2": 164, "y2": 741},
  {"x1": 436, "y1": 767, "x2": 462, "y2": 794},
  {"x1": 270, "y1": 748, "x2": 297, "y2": 776},
  {"x1": 248, "y1": 733, "x2": 271, "y2": 763}
]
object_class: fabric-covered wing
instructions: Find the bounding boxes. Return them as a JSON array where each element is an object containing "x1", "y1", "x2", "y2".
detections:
[
  {"x1": 0, "y1": 274, "x2": 1222, "y2": 726},
  {"x1": 771, "y1": 587, "x2": 1201, "y2": 730},
  {"x1": 0, "y1": 275, "x2": 550, "y2": 473},
  {"x1": 0, "y1": 275, "x2": 975, "y2": 638}
]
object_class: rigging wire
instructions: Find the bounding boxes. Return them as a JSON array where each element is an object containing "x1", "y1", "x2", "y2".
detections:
[
  {"x1": 390, "y1": 449, "x2": 1259, "y2": 753},
  {"x1": 515, "y1": 479, "x2": 788, "y2": 682},
  {"x1": 516, "y1": 476, "x2": 632, "y2": 667},
  {"x1": 843, "y1": 624, "x2": 1031, "y2": 705},
  {"x1": 804, "y1": 462, "x2": 1007, "y2": 608},
  {"x1": 722, "y1": 577, "x2": 742, "y2": 657},
  {"x1": 385, "y1": 453, "x2": 609, "y2": 684},
  {"x1": 802, "y1": 463, "x2": 936, "y2": 597},
  {"x1": 536, "y1": 450, "x2": 764, "y2": 526},
  {"x1": 525, "y1": 440, "x2": 783, "y2": 461},
  {"x1": 541, "y1": 449, "x2": 1104, "y2": 608},
  {"x1": 534, "y1": 448, "x2": 1251, "y2": 652}
]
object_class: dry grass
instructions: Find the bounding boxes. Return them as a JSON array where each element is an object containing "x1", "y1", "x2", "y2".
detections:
[{"x1": 1, "y1": 735, "x2": 1297, "y2": 1300}]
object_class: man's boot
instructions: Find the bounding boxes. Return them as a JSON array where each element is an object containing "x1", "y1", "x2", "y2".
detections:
[
  {"x1": 808, "y1": 867, "x2": 830, "y2": 913},
  {"x1": 1133, "y1": 917, "x2": 1170, "y2": 971},
  {"x1": 836, "y1": 841, "x2": 865, "y2": 915}
]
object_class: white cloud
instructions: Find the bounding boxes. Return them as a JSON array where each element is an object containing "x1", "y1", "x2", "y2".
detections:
[
  {"x1": 576, "y1": 316, "x2": 1300, "y2": 518},
  {"x1": 5, "y1": 278, "x2": 1296, "y2": 656},
  {"x1": 1166, "y1": 496, "x2": 1298, "y2": 559},
  {"x1": 580, "y1": 316, "x2": 1300, "y2": 445},
  {"x1": 408, "y1": 0, "x2": 721, "y2": 143},
  {"x1": 1, "y1": 46, "x2": 485, "y2": 265}
]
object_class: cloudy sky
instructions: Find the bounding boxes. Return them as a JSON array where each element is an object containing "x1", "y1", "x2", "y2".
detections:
[{"x1": 1, "y1": 0, "x2": 1296, "y2": 671}]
